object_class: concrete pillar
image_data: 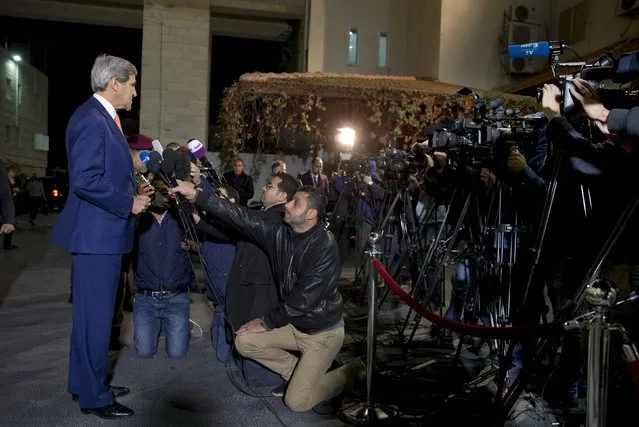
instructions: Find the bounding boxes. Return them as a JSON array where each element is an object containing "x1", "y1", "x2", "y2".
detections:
[
  {"x1": 306, "y1": 0, "x2": 326, "y2": 72},
  {"x1": 140, "y1": 1, "x2": 211, "y2": 147}
]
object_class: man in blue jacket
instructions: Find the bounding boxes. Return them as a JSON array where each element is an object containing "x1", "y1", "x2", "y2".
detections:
[
  {"x1": 132, "y1": 179, "x2": 194, "y2": 359},
  {"x1": 52, "y1": 54, "x2": 150, "y2": 419}
]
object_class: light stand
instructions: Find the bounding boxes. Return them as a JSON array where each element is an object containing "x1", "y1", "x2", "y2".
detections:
[{"x1": 341, "y1": 232, "x2": 396, "y2": 426}]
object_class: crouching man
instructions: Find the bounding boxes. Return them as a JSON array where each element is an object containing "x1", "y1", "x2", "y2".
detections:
[
  {"x1": 132, "y1": 179, "x2": 194, "y2": 359},
  {"x1": 171, "y1": 182, "x2": 364, "y2": 412}
]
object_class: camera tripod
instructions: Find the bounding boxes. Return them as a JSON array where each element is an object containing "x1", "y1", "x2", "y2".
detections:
[
  {"x1": 397, "y1": 184, "x2": 481, "y2": 349},
  {"x1": 375, "y1": 185, "x2": 433, "y2": 308},
  {"x1": 496, "y1": 195, "x2": 639, "y2": 419},
  {"x1": 361, "y1": 180, "x2": 424, "y2": 301},
  {"x1": 449, "y1": 178, "x2": 529, "y2": 365}
]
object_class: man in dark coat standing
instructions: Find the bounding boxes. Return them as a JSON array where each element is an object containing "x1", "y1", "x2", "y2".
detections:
[{"x1": 223, "y1": 158, "x2": 254, "y2": 207}]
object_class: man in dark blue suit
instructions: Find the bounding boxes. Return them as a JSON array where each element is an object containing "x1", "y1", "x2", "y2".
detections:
[{"x1": 52, "y1": 54, "x2": 150, "y2": 419}]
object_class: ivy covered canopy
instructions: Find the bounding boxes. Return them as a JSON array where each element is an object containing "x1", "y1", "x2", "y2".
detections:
[{"x1": 218, "y1": 72, "x2": 538, "y2": 169}]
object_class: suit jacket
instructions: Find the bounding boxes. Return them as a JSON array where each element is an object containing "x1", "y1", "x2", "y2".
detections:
[
  {"x1": 223, "y1": 171, "x2": 254, "y2": 207},
  {"x1": 299, "y1": 170, "x2": 329, "y2": 196},
  {"x1": 52, "y1": 96, "x2": 136, "y2": 255},
  {"x1": 0, "y1": 159, "x2": 15, "y2": 225}
]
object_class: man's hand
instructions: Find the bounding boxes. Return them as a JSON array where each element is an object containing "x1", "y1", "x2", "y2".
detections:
[
  {"x1": 407, "y1": 174, "x2": 420, "y2": 190},
  {"x1": 180, "y1": 240, "x2": 199, "y2": 251},
  {"x1": 480, "y1": 168, "x2": 496, "y2": 187},
  {"x1": 362, "y1": 175, "x2": 373, "y2": 186},
  {"x1": 236, "y1": 318, "x2": 268, "y2": 336},
  {"x1": 190, "y1": 163, "x2": 201, "y2": 186},
  {"x1": 570, "y1": 78, "x2": 610, "y2": 134},
  {"x1": 192, "y1": 212, "x2": 201, "y2": 224},
  {"x1": 0, "y1": 224, "x2": 15, "y2": 234},
  {"x1": 433, "y1": 151, "x2": 447, "y2": 168},
  {"x1": 132, "y1": 195, "x2": 151, "y2": 214},
  {"x1": 507, "y1": 151, "x2": 527, "y2": 172},
  {"x1": 137, "y1": 180, "x2": 155, "y2": 197},
  {"x1": 169, "y1": 180, "x2": 198, "y2": 202},
  {"x1": 541, "y1": 84, "x2": 561, "y2": 120}
]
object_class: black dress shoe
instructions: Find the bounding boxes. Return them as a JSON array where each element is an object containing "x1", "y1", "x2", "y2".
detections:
[
  {"x1": 72, "y1": 385, "x2": 130, "y2": 401},
  {"x1": 81, "y1": 402, "x2": 133, "y2": 419}
]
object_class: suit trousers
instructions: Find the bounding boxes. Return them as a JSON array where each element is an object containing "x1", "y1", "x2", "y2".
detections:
[
  {"x1": 68, "y1": 253, "x2": 121, "y2": 408},
  {"x1": 235, "y1": 324, "x2": 346, "y2": 412}
]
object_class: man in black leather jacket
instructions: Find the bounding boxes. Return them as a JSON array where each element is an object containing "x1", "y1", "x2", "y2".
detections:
[
  {"x1": 171, "y1": 182, "x2": 364, "y2": 412},
  {"x1": 195, "y1": 173, "x2": 298, "y2": 388}
]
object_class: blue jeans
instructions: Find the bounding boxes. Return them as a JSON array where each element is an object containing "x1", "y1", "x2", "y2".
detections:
[
  {"x1": 211, "y1": 305, "x2": 232, "y2": 363},
  {"x1": 444, "y1": 260, "x2": 470, "y2": 322},
  {"x1": 133, "y1": 291, "x2": 191, "y2": 359}
]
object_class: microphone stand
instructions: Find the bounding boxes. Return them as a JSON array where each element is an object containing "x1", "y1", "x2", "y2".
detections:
[{"x1": 340, "y1": 233, "x2": 396, "y2": 426}]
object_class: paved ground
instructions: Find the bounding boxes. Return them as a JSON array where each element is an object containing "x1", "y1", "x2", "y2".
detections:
[{"x1": 0, "y1": 213, "x2": 572, "y2": 426}]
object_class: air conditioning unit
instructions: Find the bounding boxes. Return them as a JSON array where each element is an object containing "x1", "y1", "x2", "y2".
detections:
[
  {"x1": 511, "y1": 0, "x2": 539, "y2": 23},
  {"x1": 617, "y1": 0, "x2": 639, "y2": 16},
  {"x1": 507, "y1": 21, "x2": 541, "y2": 74}
]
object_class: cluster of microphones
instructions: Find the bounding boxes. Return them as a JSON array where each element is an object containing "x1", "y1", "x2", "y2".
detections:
[{"x1": 138, "y1": 139, "x2": 225, "y2": 191}]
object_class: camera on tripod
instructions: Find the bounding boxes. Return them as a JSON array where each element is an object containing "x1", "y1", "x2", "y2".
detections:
[
  {"x1": 335, "y1": 126, "x2": 376, "y2": 181},
  {"x1": 425, "y1": 96, "x2": 542, "y2": 170},
  {"x1": 376, "y1": 147, "x2": 420, "y2": 174},
  {"x1": 508, "y1": 40, "x2": 639, "y2": 116}
]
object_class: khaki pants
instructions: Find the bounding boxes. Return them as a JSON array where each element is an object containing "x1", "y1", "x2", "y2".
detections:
[{"x1": 235, "y1": 323, "x2": 348, "y2": 412}]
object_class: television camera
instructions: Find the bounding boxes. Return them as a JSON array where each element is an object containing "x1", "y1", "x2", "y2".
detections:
[
  {"x1": 508, "y1": 41, "x2": 639, "y2": 116},
  {"x1": 335, "y1": 127, "x2": 427, "y2": 183},
  {"x1": 425, "y1": 96, "x2": 543, "y2": 171}
]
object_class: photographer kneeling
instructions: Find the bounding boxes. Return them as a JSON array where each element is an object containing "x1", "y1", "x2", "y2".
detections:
[{"x1": 170, "y1": 181, "x2": 365, "y2": 413}]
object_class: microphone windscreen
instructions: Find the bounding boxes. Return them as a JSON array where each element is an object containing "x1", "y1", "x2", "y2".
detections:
[
  {"x1": 149, "y1": 150, "x2": 163, "y2": 163},
  {"x1": 161, "y1": 148, "x2": 177, "y2": 175},
  {"x1": 152, "y1": 140, "x2": 164, "y2": 155},
  {"x1": 139, "y1": 151, "x2": 151, "y2": 165},
  {"x1": 187, "y1": 139, "x2": 207, "y2": 159},
  {"x1": 147, "y1": 158, "x2": 162, "y2": 174},
  {"x1": 175, "y1": 150, "x2": 192, "y2": 180}
]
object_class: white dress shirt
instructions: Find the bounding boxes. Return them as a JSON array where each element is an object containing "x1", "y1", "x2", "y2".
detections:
[{"x1": 93, "y1": 93, "x2": 116, "y2": 120}]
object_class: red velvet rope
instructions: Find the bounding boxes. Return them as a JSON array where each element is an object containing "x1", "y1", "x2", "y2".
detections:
[{"x1": 372, "y1": 260, "x2": 565, "y2": 339}]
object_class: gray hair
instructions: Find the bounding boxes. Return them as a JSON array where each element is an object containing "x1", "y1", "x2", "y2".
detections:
[{"x1": 90, "y1": 54, "x2": 137, "y2": 92}]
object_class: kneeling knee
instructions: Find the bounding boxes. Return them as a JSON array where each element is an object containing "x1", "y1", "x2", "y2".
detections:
[
  {"x1": 167, "y1": 346, "x2": 188, "y2": 359},
  {"x1": 285, "y1": 393, "x2": 312, "y2": 412},
  {"x1": 234, "y1": 334, "x2": 259, "y2": 357},
  {"x1": 135, "y1": 347, "x2": 156, "y2": 358}
]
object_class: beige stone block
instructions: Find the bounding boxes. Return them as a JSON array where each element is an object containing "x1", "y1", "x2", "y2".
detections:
[
  {"x1": 188, "y1": 100, "x2": 206, "y2": 111},
  {"x1": 192, "y1": 59, "x2": 209, "y2": 70}
]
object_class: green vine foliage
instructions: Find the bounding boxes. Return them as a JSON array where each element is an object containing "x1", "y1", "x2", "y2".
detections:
[{"x1": 218, "y1": 77, "x2": 538, "y2": 171}]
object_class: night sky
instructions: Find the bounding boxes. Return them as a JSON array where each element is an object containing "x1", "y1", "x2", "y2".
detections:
[{"x1": 0, "y1": 15, "x2": 285, "y2": 172}]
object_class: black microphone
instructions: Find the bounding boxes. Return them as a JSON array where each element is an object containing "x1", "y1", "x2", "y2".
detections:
[
  {"x1": 149, "y1": 149, "x2": 199, "y2": 219},
  {"x1": 146, "y1": 151, "x2": 164, "y2": 177},
  {"x1": 160, "y1": 149, "x2": 180, "y2": 187},
  {"x1": 146, "y1": 151, "x2": 177, "y2": 190},
  {"x1": 174, "y1": 150, "x2": 193, "y2": 181}
]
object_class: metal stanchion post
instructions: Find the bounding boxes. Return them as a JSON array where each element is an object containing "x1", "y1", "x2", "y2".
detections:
[
  {"x1": 584, "y1": 278, "x2": 618, "y2": 427},
  {"x1": 341, "y1": 232, "x2": 396, "y2": 426}
]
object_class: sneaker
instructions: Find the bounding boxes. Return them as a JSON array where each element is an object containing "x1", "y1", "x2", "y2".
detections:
[
  {"x1": 190, "y1": 319, "x2": 203, "y2": 338},
  {"x1": 271, "y1": 382, "x2": 287, "y2": 397}
]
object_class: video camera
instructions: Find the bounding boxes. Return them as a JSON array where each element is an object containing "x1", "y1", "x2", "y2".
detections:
[
  {"x1": 508, "y1": 41, "x2": 639, "y2": 115},
  {"x1": 425, "y1": 96, "x2": 542, "y2": 169},
  {"x1": 338, "y1": 152, "x2": 376, "y2": 178}
]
